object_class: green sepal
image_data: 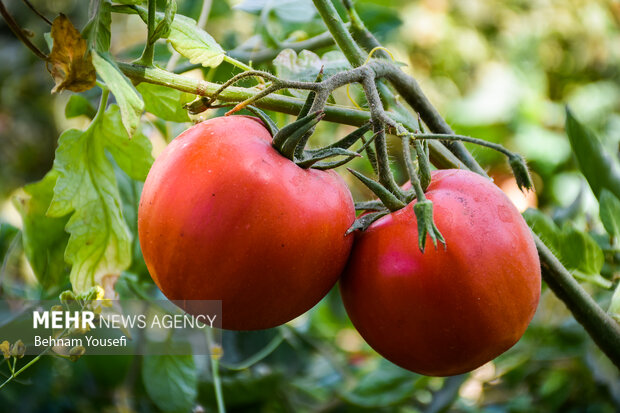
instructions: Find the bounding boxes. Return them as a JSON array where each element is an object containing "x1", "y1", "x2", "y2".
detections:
[
  {"x1": 245, "y1": 106, "x2": 280, "y2": 137},
  {"x1": 509, "y1": 154, "x2": 534, "y2": 192},
  {"x1": 413, "y1": 200, "x2": 446, "y2": 252},
  {"x1": 297, "y1": 68, "x2": 324, "y2": 120},
  {"x1": 347, "y1": 168, "x2": 406, "y2": 212},
  {"x1": 346, "y1": 211, "x2": 389, "y2": 235},
  {"x1": 362, "y1": 135, "x2": 379, "y2": 174},
  {"x1": 355, "y1": 200, "x2": 387, "y2": 211},
  {"x1": 274, "y1": 111, "x2": 324, "y2": 159},
  {"x1": 306, "y1": 123, "x2": 372, "y2": 155},
  {"x1": 296, "y1": 147, "x2": 361, "y2": 168},
  {"x1": 311, "y1": 131, "x2": 378, "y2": 170}
]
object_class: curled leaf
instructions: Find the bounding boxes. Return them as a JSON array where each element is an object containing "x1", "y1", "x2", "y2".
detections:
[{"x1": 47, "y1": 14, "x2": 96, "y2": 93}]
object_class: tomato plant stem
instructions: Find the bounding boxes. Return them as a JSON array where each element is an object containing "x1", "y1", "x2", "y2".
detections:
[{"x1": 135, "y1": 0, "x2": 156, "y2": 67}]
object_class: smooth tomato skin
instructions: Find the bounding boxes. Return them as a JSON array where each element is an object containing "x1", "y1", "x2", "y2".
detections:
[
  {"x1": 340, "y1": 169, "x2": 541, "y2": 376},
  {"x1": 138, "y1": 116, "x2": 355, "y2": 330}
]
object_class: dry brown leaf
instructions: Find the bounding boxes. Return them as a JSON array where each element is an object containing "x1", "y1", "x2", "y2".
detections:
[{"x1": 47, "y1": 14, "x2": 96, "y2": 93}]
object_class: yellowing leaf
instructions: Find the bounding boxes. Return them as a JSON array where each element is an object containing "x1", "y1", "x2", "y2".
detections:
[{"x1": 47, "y1": 14, "x2": 96, "y2": 93}]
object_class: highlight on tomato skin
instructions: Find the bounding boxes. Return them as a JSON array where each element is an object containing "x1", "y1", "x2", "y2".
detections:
[
  {"x1": 138, "y1": 115, "x2": 356, "y2": 331},
  {"x1": 340, "y1": 169, "x2": 542, "y2": 377}
]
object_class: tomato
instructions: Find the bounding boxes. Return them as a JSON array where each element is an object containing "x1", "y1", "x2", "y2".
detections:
[
  {"x1": 340, "y1": 169, "x2": 541, "y2": 376},
  {"x1": 138, "y1": 116, "x2": 355, "y2": 330}
]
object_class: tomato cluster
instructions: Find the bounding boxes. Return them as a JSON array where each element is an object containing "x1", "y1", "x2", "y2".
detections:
[{"x1": 138, "y1": 116, "x2": 541, "y2": 376}]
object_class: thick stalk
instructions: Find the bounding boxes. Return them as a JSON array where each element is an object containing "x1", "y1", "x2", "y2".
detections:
[
  {"x1": 536, "y1": 236, "x2": 620, "y2": 368},
  {"x1": 136, "y1": 0, "x2": 156, "y2": 66},
  {"x1": 311, "y1": 0, "x2": 365, "y2": 67}
]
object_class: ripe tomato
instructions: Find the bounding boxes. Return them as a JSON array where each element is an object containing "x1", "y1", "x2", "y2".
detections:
[
  {"x1": 340, "y1": 169, "x2": 541, "y2": 376},
  {"x1": 138, "y1": 116, "x2": 355, "y2": 330}
]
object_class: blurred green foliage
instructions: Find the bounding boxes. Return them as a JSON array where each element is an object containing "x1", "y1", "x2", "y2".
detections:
[{"x1": 0, "y1": 0, "x2": 619, "y2": 412}]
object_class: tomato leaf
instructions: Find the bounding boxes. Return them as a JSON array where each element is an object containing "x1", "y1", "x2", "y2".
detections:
[
  {"x1": 599, "y1": 189, "x2": 620, "y2": 240},
  {"x1": 151, "y1": 0, "x2": 176, "y2": 43},
  {"x1": 235, "y1": 0, "x2": 317, "y2": 24},
  {"x1": 274, "y1": 49, "x2": 351, "y2": 98},
  {"x1": 82, "y1": 0, "x2": 111, "y2": 53},
  {"x1": 101, "y1": 105, "x2": 154, "y2": 181},
  {"x1": 65, "y1": 94, "x2": 96, "y2": 119},
  {"x1": 92, "y1": 51, "x2": 145, "y2": 137},
  {"x1": 524, "y1": 209, "x2": 608, "y2": 288},
  {"x1": 168, "y1": 14, "x2": 225, "y2": 68},
  {"x1": 47, "y1": 104, "x2": 152, "y2": 292},
  {"x1": 341, "y1": 359, "x2": 420, "y2": 408},
  {"x1": 136, "y1": 83, "x2": 192, "y2": 123},
  {"x1": 12, "y1": 171, "x2": 70, "y2": 289},
  {"x1": 47, "y1": 14, "x2": 97, "y2": 93},
  {"x1": 142, "y1": 355, "x2": 198, "y2": 413},
  {"x1": 565, "y1": 107, "x2": 620, "y2": 200},
  {"x1": 113, "y1": 0, "x2": 143, "y2": 4}
]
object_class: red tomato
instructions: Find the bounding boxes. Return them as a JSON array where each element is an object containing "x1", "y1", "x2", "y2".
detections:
[
  {"x1": 139, "y1": 116, "x2": 355, "y2": 330},
  {"x1": 340, "y1": 169, "x2": 541, "y2": 376}
]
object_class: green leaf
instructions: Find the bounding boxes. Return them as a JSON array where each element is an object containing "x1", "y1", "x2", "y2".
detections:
[
  {"x1": 142, "y1": 355, "x2": 198, "y2": 413},
  {"x1": 92, "y1": 51, "x2": 144, "y2": 136},
  {"x1": 599, "y1": 189, "x2": 620, "y2": 239},
  {"x1": 43, "y1": 32, "x2": 53, "y2": 52},
  {"x1": 342, "y1": 360, "x2": 419, "y2": 408},
  {"x1": 13, "y1": 172, "x2": 70, "y2": 289},
  {"x1": 151, "y1": 0, "x2": 177, "y2": 43},
  {"x1": 235, "y1": 0, "x2": 316, "y2": 23},
  {"x1": 167, "y1": 14, "x2": 225, "y2": 68},
  {"x1": 524, "y1": 208, "x2": 608, "y2": 288},
  {"x1": 83, "y1": 0, "x2": 111, "y2": 53},
  {"x1": 65, "y1": 94, "x2": 96, "y2": 119},
  {"x1": 565, "y1": 107, "x2": 620, "y2": 200},
  {"x1": 274, "y1": 49, "x2": 352, "y2": 98},
  {"x1": 136, "y1": 83, "x2": 191, "y2": 123},
  {"x1": 561, "y1": 226, "x2": 609, "y2": 288},
  {"x1": 114, "y1": 0, "x2": 143, "y2": 4},
  {"x1": 101, "y1": 105, "x2": 154, "y2": 181},
  {"x1": 47, "y1": 104, "x2": 151, "y2": 292},
  {"x1": 0, "y1": 223, "x2": 19, "y2": 264}
]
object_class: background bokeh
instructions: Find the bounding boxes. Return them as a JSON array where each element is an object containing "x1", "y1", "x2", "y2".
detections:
[{"x1": 0, "y1": 0, "x2": 619, "y2": 411}]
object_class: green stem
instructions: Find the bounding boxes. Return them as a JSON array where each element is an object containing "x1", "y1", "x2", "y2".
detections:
[
  {"x1": 136, "y1": 0, "x2": 156, "y2": 66},
  {"x1": 0, "y1": 354, "x2": 41, "y2": 390},
  {"x1": 90, "y1": 87, "x2": 109, "y2": 127},
  {"x1": 211, "y1": 357, "x2": 226, "y2": 413},
  {"x1": 412, "y1": 133, "x2": 514, "y2": 158},
  {"x1": 206, "y1": 327, "x2": 226, "y2": 413},
  {"x1": 402, "y1": 136, "x2": 426, "y2": 202},
  {"x1": 311, "y1": 0, "x2": 365, "y2": 67},
  {"x1": 0, "y1": 328, "x2": 68, "y2": 390},
  {"x1": 536, "y1": 236, "x2": 620, "y2": 368},
  {"x1": 222, "y1": 55, "x2": 254, "y2": 72}
]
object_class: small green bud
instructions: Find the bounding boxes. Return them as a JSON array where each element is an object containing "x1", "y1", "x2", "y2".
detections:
[
  {"x1": 59, "y1": 290, "x2": 76, "y2": 303},
  {"x1": 51, "y1": 305, "x2": 63, "y2": 312}
]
